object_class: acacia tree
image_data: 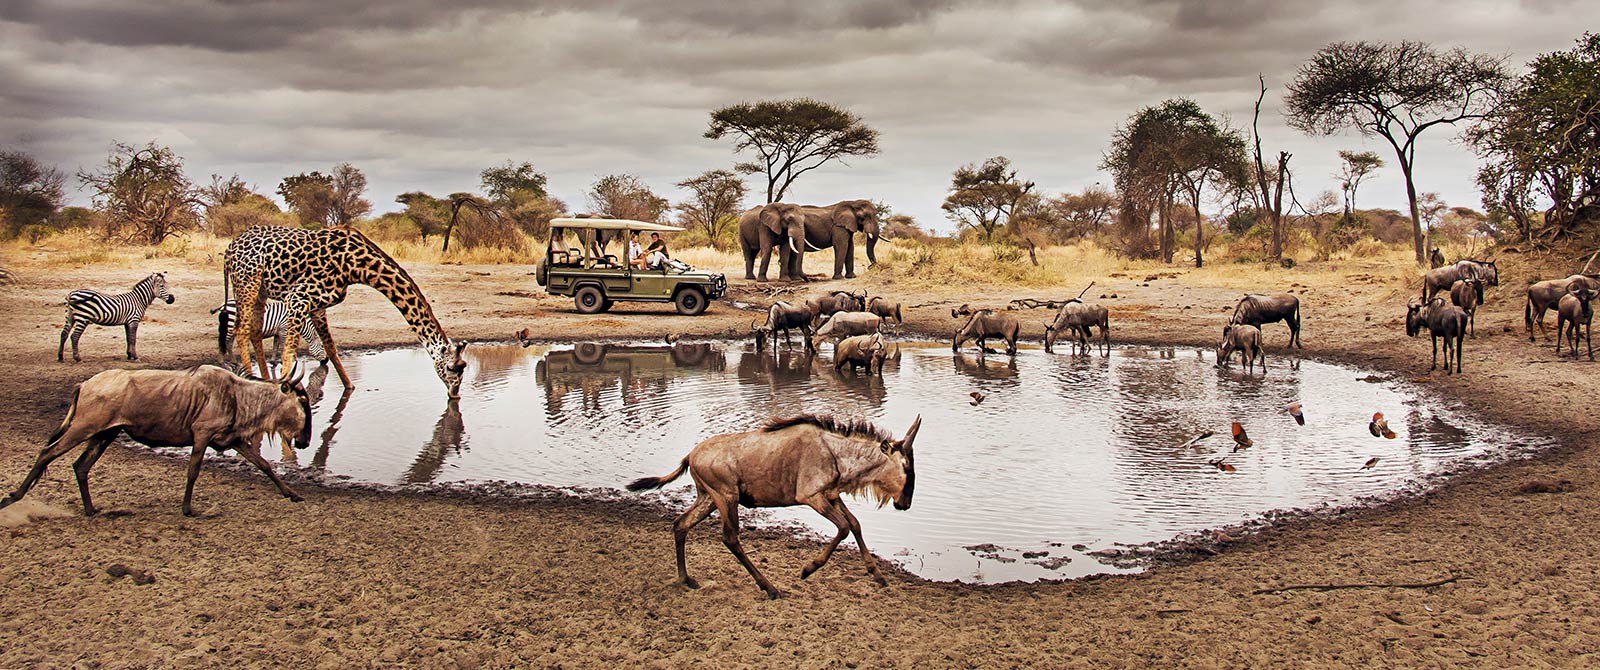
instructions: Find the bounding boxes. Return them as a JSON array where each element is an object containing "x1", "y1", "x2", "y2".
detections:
[
  {"x1": 278, "y1": 163, "x2": 370, "y2": 227},
  {"x1": 480, "y1": 160, "x2": 548, "y2": 201},
  {"x1": 1163, "y1": 101, "x2": 1248, "y2": 268},
  {"x1": 1468, "y1": 32, "x2": 1600, "y2": 241},
  {"x1": 78, "y1": 141, "x2": 198, "y2": 244},
  {"x1": 1105, "y1": 104, "x2": 1184, "y2": 260},
  {"x1": 705, "y1": 98, "x2": 880, "y2": 203},
  {"x1": 1336, "y1": 150, "x2": 1383, "y2": 219},
  {"x1": 586, "y1": 174, "x2": 668, "y2": 222},
  {"x1": 1285, "y1": 40, "x2": 1508, "y2": 263},
  {"x1": 0, "y1": 150, "x2": 65, "y2": 238},
  {"x1": 674, "y1": 169, "x2": 747, "y2": 249},
  {"x1": 941, "y1": 156, "x2": 1035, "y2": 241}
]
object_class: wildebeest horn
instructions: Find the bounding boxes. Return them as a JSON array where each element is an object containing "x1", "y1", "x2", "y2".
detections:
[{"x1": 902, "y1": 415, "x2": 922, "y2": 450}]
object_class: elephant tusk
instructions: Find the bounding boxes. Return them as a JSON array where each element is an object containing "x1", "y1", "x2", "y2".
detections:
[
  {"x1": 789, "y1": 238, "x2": 801, "y2": 255},
  {"x1": 805, "y1": 239, "x2": 825, "y2": 251}
]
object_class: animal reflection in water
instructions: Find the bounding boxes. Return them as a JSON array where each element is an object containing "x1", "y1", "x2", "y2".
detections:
[
  {"x1": 628, "y1": 414, "x2": 921, "y2": 599},
  {"x1": 537, "y1": 342, "x2": 725, "y2": 416}
]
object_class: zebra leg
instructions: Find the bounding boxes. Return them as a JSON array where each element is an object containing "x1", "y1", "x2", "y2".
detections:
[
  {"x1": 69, "y1": 320, "x2": 88, "y2": 362},
  {"x1": 58, "y1": 318, "x2": 71, "y2": 362},
  {"x1": 310, "y1": 310, "x2": 351, "y2": 388},
  {"x1": 124, "y1": 320, "x2": 138, "y2": 360}
]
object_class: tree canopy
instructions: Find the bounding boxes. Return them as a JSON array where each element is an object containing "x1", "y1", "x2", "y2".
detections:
[
  {"x1": 1285, "y1": 40, "x2": 1508, "y2": 262},
  {"x1": 78, "y1": 141, "x2": 198, "y2": 245},
  {"x1": 705, "y1": 98, "x2": 880, "y2": 203},
  {"x1": 674, "y1": 169, "x2": 747, "y2": 249},
  {"x1": 480, "y1": 161, "x2": 548, "y2": 201},
  {"x1": 1105, "y1": 99, "x2": 1246, "y2": 264},
  {"x1": 0, "y1": 149, "x2": 65, "y2": 239},
  {"x1": 586, "y1": 174, "x2": 668, "y2": 222},
  {"x1": 277, "y1": 163, "x2": 371, "y2": 228},
  {"x1": 941, "y1": 156, "x2": 1034, "y2": 241}
]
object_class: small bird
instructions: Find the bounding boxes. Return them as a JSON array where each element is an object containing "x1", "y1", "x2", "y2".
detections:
[
  {"x1": 515, "y1": 328, "x2": 535, "y2": 347},
  {"x1": 664, "y1": 333, "x2": 682, "y2": 344},
  {"x1": 1287, "y1": 403, "x2": 1305, "y2": 426},
  {"x1": 969, "y1": 391, "x2": 986, "y2": 406},
  {"x1": 1231, "y1": 422, "x2": 1252, "y2": 452},
  {"x1": 1361, "y1": 457, "x2": 1381, "y2": 470},
  {"x1": 1207, "y1": 458, "x2": 1237, "y2": 473},
  {"x1": 1177, "y1": 430, "x2": 1215, "y2": 449},
  {"x1": 1369, "y1": 412, "x2": 1396, "y2": 439}
]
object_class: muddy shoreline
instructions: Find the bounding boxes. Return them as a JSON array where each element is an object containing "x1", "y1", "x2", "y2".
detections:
[{"x1": 4, "y1": 256, "x2": 1599, "y2": 668}]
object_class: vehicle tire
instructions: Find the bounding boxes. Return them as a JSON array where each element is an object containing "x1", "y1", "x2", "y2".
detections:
[
  {"x1": 598, "y1": 298, "x2": 614, "y2": 313},
  {"x1": 535, "y1": 261, "x2": 548, "y2": 287},
  {"x1": 674, "y1": 287, "x2": 708, "y2": 316},
  {"x1": 575, "y1": 285, "x2": 606, "y2": 314}
]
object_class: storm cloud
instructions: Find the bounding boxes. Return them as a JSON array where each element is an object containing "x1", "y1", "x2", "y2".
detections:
[{"x1": 1, "y1": 0, "x2": 1593, "y2": 230}]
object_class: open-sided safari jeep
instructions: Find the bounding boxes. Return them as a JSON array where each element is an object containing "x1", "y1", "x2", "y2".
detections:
[{"x1": 534, "y1": 218, "x2": 727, "y2": 315}]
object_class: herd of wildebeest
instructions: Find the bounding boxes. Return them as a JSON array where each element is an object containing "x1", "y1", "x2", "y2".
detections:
[{"x1": 0, "y1": 242, "x2": 1596, "y2": 598}]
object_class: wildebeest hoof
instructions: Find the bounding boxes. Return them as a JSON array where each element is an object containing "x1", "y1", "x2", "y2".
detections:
[
  {"x1": 871, "y1": 574, "x2": 888, "y2": 587},
  {"x1": 182, "y1": 509, "x2": 196, "y2": 518},
  {"x1": 288, "y1": 494, "x2": 304, "y2": 503},
  {"x1": 800, "y1": 563, "x2": 820, "y2": 579},
  {"x1": 764, "y1": 589, "x2": 785, "y2": 600},
  {"x1": 682, "y1": 577, "x2": 701, "y2": 590}
]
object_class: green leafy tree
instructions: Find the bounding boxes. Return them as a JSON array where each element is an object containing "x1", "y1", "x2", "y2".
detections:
[
  {"x1": 1468, "y1": 32, "x2": 1600, "y2": 241},
  {"x1": 277, "y1": 163, "x2": 370, "y2": 227},
  {"x1": 0, "y1": 149, "x2": 65, "y2": 238},
  {"x1": 78, "y1": 141, "x2": 199, "y2": 244},
  {"x1": 586, "y1": 174, "x2": 668, "y2": 222},
  {"x1": 941, "y1": 156, "x2": 1035, "y2": 241},
  {"x1": 480, "y1": 161, "x2": 548, "y2": 201},
  {"x1": 1336, "y1": 151, "x2": 1384, "y2": 220},
  {"x1": 674, "y1": 169, "x2": 747, "y2": 250},
  {"x1": 705, "y1": 98, "x2": 880, "y2": 203},
  {"x1": 1285, "y1": 40, "x2": 1508, "y2": 263}
]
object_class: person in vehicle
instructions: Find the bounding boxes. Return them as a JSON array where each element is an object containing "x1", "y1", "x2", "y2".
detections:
[
  {"x1": 645, "y1": 232, "x2": 672, "y2": 269},
  {"x1": 628, "y1": 231, "x2": 647, "y2": 269}
]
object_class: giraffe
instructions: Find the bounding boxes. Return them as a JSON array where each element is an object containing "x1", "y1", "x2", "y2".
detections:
[{"x1": 224, "y1": 226, "x2": 467, "y2": 398}]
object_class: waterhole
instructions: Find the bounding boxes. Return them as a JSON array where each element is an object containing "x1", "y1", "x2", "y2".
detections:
[{"x1": 227, "y1": 341, "x2": 1546, "y2": 583}]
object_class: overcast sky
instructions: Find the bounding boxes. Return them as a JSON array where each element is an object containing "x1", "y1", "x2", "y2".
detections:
[{"x1": 1, "y1": 0, "x2": 1593, "y2": 233}]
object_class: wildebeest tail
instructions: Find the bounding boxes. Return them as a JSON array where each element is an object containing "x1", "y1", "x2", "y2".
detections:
[
  {"x1": 47, "y1": 386, "x2": 81, "y2": 447},
  {"x1": 626, "y1": 458, "x2": 689, "y2": 492},
  {"x1": 894, "y1": 303, "x2": 902, "y2": 323}
]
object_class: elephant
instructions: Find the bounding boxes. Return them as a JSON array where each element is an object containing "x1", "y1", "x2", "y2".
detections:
[
  {"x1": 796, "y1": 200, "x2": 881, "y2": 280},
  {"x1": 738, "y1": 203, "x2": 807, "y2": 281}
]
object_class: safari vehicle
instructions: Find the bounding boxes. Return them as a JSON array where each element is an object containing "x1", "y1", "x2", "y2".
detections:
[{"x1": 534, "y1": 218, "x2": 728, "y2": 316}]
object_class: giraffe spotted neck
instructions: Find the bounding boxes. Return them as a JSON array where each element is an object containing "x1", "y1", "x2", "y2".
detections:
[{"x1": 347, "y1": 236, "x2": 452, "y2": 354}]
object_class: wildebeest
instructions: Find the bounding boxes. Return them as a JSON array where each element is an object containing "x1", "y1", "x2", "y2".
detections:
[
  {"x1": 627, "y1": 414, "x2": 920, "y2": 599},
  {"x1": 834, "y1": 333, "x2": 887, "y2": 374},
  {"x1": 1215, "y1": 324, "x2": 1265, "y2": 375},
  {"x1": 1555, "y1": 282, "x2": 1594, "y2": 360},
  {"x1": 753, "y1": 301, "x2": 818, "y2": 351},
  {"x1": 1043, "y1": 301, "x2": 1109, "y2": 354},
  {"x1": 953, "y1": 309, "x2": 1020, "y2": 356},
  {"x1": 1230, "y1": 294, "x2": 1302, "y2": 349},
  {"x1": 1423, "y1": 259, "x2": 1498, "y2": 301},
  {"x1": 1449, "y1": 278, "x2": 1484, "y2": 337},
  {"x1": 1406, "y1": 298, "x2": 1467, "y2": 374},
  {"x1": 0, "y1": 366, "x2": 312, "y2": 517},
  {"x1": 1526, "y1": 274, "x2": 1600, "y2": 341},
  {"x1": 866, "y1": 296, "x2": 903, "y2": 335},
  {"x1": 811, "y1": 311, "x2": 883, "y2": 350},
  {"x1": 806, "y1": 291, "x2": 865, "y2": 325}
]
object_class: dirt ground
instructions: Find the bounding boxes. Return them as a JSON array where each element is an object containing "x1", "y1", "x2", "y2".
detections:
[{"x1": 1, "y1": 250, "x2": 1598, "y2": 669}]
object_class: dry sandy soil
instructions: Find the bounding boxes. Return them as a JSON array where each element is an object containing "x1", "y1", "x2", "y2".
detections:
[{"x1": 1, "y1": 249, "x2": 1597, "y2": 669}]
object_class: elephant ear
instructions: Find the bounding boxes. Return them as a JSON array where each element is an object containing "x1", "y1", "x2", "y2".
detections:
[
  {"x1": 832, "y1": 205, "x2": 861, "y2": 232},
  {"x1": 760, "y1": 206, "x2": 781, "y2": 235}
]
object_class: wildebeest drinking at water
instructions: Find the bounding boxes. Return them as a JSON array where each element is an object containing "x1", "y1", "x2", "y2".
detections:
[
  {"x1": 627, "y1": 414, "x2": 921, "y2": 599},
  {"x1": 0, "y1": 366, "x2": 311, "y2": 517}
]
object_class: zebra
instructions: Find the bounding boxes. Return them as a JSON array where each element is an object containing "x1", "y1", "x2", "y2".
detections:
[
  {"x1": 59, "y1": 272, "x2": 175, "y2": 362},
  {"x1": 212, "y1": 299, "x2": 329, "y2": 364}
]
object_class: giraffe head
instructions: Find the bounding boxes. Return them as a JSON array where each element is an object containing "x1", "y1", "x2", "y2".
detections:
[{"x1": 433, "y1": 340, "x2": 468, "y2": 398}]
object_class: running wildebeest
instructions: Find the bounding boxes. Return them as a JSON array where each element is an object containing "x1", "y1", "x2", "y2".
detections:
[
  {"x1": 753, "y1": 301, "x2": 818, "y2": 351},
  {"x1": 811, "y1": 311, "x2": 883, "y2": 349},
  {"x1": 1423, "y1": 259, "x2": 1498, "y2": 301},
  {"x1": 0, "y1": 366, "x2": 312, "y2": 517},
  {"x1": 627, "y1": 414, "x2": 922, "y2": 599},
  {"x1": 1215, "y1": 324, "x2": 1265, "y2": 375},
  {"x1": 953, "y1": 309, "x2": 1020, "y2": 356},
  {"x1": 866, "y1": 296, "x2": 903, "y2": 335},
  {"x1": 1449, "y1": 278, "x2": 1484, "y2": 337},
  {"x1": 1406, "y1": 298, "x2": 1467, "y2": 374},
  {"x1": 1043, "y1": 300, "x2": 1109, "y2": 354},
  {"x1": 1526, "y1": 274, "x2": 1600, "y2": 341},
  {"x1": 1555, "y1": 281, "x2": 1594, "y2": 360},
  {"x1": 1230, "y1": 294, "x2": 1302, "y2": 349}
]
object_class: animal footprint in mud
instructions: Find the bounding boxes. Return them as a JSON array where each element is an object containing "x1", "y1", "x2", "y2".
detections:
[
  {"x1": 1287, "y1": 403, "x2": 1305, "y2": 426},
  {"x1": 1231, "y1": 422, "x2": 1252, "y2": 451},
  {"x1": 1207, "y1": 459, "x2": 1237, "y2": 473},
  {"x1": 1361, "y1": 457, "x2": 1381, "y2": 470},
  {"x1": 969, "y1": 392, "x2": 986, "y2": 406},
  {"x1": 1368, "y1": 412, "x2": 1396, "y2": 439}
]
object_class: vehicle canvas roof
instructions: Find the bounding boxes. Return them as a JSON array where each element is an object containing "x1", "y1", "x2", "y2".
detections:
[{"x1": 549, "y1": 218, "x2": 686, "y2": 232}]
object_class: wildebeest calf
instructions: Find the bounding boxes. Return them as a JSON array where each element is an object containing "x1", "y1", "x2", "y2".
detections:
[
  {"x1": 1449, "y1": 278, "x2": 1483, "y2": 338},
  {"x1": 1556, "y1": 283, "x2": 1594, "y2": 360},
  {"x1": 1406, "y1": 298, "x2": 1467, "y2": 374},
  {"x1": 1216, "y1": 324, "x2": 1265, "y2": 375},
  {"x1": 0, "y1": 366, "x2": 312, "y2": 517},
  {"x1": 1526, "y1": 274, "x2": 1600, "y2": 341}
]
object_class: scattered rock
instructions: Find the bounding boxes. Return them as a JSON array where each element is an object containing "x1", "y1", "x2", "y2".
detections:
[
  {"x1": 106, "y1": 563, "x2": 156, "y2": 585},
  {"x1": 1516, "y1": 479, "x2": 1575, "y2": 494},
  {"x1": 1071, "y1": 544, "x2": 1088, "y2": 552},
  {"x1": 1022, "y1": 550, "x2": 1048, "y2": 559}
]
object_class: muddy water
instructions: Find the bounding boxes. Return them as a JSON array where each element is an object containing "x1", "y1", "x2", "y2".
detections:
[{"x1": 240, "y1": 341, "x2": 1545, "y2": 583}]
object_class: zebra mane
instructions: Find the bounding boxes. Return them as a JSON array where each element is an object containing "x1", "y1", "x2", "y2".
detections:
[{"x1": 763, "y1": 414, "x2": 891, "y2": 442}]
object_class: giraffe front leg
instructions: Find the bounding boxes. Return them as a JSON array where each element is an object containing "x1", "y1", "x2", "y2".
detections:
[
  {"x1": 233, "y1": 284, "x2": 263, "y2": 377},
  {"x1": 310, "y1": 310, "x2": 351, "y2": 388}
]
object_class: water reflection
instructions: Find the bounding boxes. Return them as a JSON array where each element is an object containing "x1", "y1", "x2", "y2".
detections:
[{"x1": 264, "y1": 341, "x2": 1548, "y2": 584}]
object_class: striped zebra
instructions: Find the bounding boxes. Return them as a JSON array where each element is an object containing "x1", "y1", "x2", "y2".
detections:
[
  {"x1": 212, "y1": 299, "x2": 329, "y2": 363},
  {"x1": 58, "y1": 272, "x2": 175, "y2": 362}
]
